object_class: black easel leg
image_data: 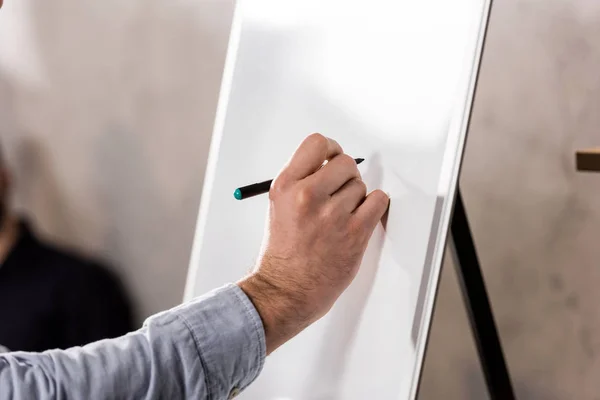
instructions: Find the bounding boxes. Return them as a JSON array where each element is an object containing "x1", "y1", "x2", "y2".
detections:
[{"x1": 451, "y1": 189, "x2": 516, "y2": 400}]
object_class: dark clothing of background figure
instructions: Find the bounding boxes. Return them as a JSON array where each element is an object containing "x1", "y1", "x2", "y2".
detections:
[{"x1": 0, "y1": 221, "x2": 134, "y2": 352}]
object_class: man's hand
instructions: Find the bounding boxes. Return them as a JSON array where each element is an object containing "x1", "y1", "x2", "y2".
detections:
[{"x1": 239, "y1": 134, "x2": 389, "y2": 354}]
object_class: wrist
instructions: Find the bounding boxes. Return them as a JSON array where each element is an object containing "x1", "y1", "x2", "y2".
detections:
[{"x1": 238, "y1": 272, "x2": 312, "y2": 354}]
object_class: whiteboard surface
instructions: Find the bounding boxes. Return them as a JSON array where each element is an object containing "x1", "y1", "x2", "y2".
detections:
[{"x1": 185, "y1": 0, "x2": 490, "y2": 399}]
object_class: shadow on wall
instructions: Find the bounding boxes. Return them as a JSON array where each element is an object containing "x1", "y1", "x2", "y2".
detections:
[{"x1": 0, "y1": 0, "x2": 235, "y2": 320}]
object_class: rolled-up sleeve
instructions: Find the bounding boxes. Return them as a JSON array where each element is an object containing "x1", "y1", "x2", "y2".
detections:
[{"x1": 0, "y1": 284, "x2": 266, "y2": 400}]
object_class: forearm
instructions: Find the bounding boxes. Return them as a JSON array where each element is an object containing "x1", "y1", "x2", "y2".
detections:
[{"x1": 0, "y1": 284, "x2": 266, "y2": 400}]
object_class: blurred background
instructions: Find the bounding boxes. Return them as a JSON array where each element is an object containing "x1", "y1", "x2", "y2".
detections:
[
  {"x1": 0, "y1": 0, "x2": 234, "y2": 323},
  {"x1": 0, "y1": 0, "x2": 599, "y2": 398}
]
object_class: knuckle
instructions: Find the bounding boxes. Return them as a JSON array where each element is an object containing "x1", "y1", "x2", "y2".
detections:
[
  {"x1": 307, "y1": 133, "x2": 328, "y2": 149},
  {"x1": 295, "y1": 185, "x2": 316, "y2": 209},
  {"x1": 321, "y1": 202, "x2": 340, "y2": 221},
  {"x1": 355, "y1": 179, "x2": 367, "y2": 195},
  {"x1": 269, "y1": 176, "x2": 287, "y2": 199}
]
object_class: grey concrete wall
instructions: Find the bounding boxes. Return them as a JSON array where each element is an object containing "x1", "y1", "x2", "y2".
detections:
[
  {"x1": 1, "y1": 0, "x2": 599, "y2": 398},
  {"x1": 0, "y1": 0, "x2": 235, "y2": 320},
  {"x1": 421, "y1": 0, "x2": 600, "y2": 398}
]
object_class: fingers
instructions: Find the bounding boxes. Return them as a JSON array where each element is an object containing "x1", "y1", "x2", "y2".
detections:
[
  {"x1": 353, "y1": 190, "x2": 390, "y2": 233},
  {"x1": 282, "y1": 134, "x2": 343, "y2": 182},
  {"x1": 311, "y1": 154, "x2": 361, "y2": 195},
  {"x1": 330, "y1": 178, "x2": 367, "y2": 213}
]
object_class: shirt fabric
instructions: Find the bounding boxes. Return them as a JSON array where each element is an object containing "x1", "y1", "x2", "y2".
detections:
[
  {"x1": 0, "y1": 284, "x2": 266, "y2": 400},
  {"x1": 0, "y1": 221, "x2": 133, "y2": 352}
]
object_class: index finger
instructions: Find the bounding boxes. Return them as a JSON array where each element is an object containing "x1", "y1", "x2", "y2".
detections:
[{"x1": 282, "y1": 134, "x2": 343, "y2": 182}]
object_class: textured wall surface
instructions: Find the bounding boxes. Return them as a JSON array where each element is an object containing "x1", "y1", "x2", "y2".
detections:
[
  {"x1": 0, "y1": 0, "x2": 235, "y2": 320},
  {"x1": 421, "y1": 0, "x2": 600, "y2": 398},
  {"x1": 1, "y1": 0, "x2": 599, "y2": 398}
]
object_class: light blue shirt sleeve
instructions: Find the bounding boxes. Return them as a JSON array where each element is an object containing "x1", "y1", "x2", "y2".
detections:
[{"x1": 0, "y1": 284, "x2": 266, "y2": 400}]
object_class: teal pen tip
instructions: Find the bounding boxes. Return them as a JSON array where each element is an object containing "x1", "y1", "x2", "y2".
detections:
[{"x1": 234, "y1": 188, "x2": 242, "y2": 200}]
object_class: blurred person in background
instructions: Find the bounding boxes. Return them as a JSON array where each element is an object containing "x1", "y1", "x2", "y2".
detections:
[{"x1": 0, "y1": 144, "x2": 134, "y2": 353}]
